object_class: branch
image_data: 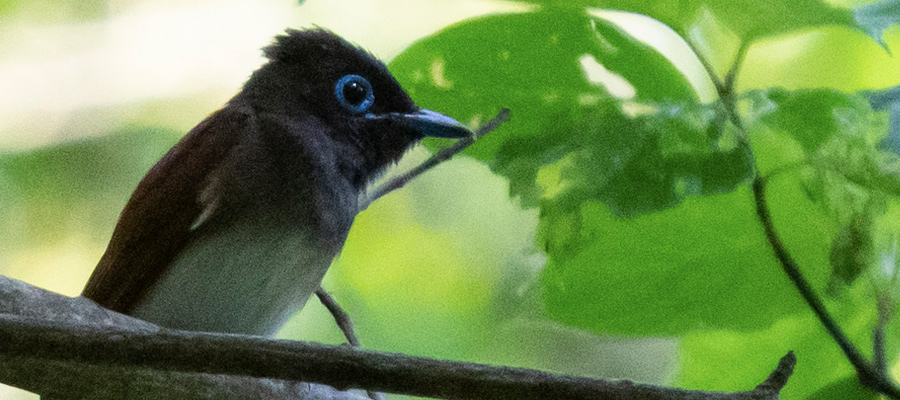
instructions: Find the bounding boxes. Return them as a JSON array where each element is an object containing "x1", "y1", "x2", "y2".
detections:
[
  {"x1": 751, "y1": 177, "x2": 900, "y2": 399},
  {"x1": 315, "y1": 288, "x2": 386, "y2": 400},
  {"x1": 874, "y1": 291, "x2": 893, "y2": 377},
  {"x1": 0, "y1": 276, "x2": 794, "y2": 400},
  {"x1": 359, "y1": 108, "x2": 510, "y2": 211},
  {"x1": 316, "y1": 288, "x2": 361, "y2": 347}
]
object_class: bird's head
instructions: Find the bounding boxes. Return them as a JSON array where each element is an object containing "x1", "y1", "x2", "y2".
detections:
[{"x1": 238, "y1": 29, "x2": 470, "y2": 184}]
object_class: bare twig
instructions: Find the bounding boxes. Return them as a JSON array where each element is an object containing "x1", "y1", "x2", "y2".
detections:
[
  {"x1": 359, "y1": 108, "x2": 510, "y2": 211},
  {"x1": 751, "y1": 177, "x2": 900, "y2": 399},
  {"x1": 722, "y1": 39, "x2": 750, "y2": 96},
  {"x1": 874, "y1": 291, "x2": 893, "y2": 376},
  {"x1": 315, "y1": 288, "x2": 361, "y2": 347},
  {"x1": 315, "y1": 288, "x2": 385, "y2": 400},
  {"x1": 0, "y1": 275, "x2": 793, "y2": 400},
  {"x1": 684, "y1": 38, "x2": 725, "y2": 92},
  {"x1": 753, "y1": 351, "x2": 796, "y2": 394},
  {"x1": 721, "y1": 40, "x2": 750, "y2": 133},
  {"x1": 688, "y1": 33, "x2": 900, "y2": 398}
]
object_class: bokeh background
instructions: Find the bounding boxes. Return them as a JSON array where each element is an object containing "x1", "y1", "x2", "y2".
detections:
[{"x1": 1, "y1": 0, "x2": 899, "y2": 399}]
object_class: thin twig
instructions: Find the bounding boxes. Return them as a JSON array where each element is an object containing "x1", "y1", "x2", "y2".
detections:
[
  {"x1": 754, "y1": 351, "x2": 796, "y2": 394},
  {"x1": 874, "y1": 291, "x2": 892, "y2": 376},
  {"x1": 721, "y1": 39, "x2": 750, "y2": 133},
  {"x1": 722, "y1": 39, "x2": 751, "y2": 95},
  {"x1": 752, "y1": 177, "x2": 900, "y2": 399},
  {"x1": 693, "y1": 36, "x2": 900, "y2": 397},
  {"x1": 315, "y1": 288, "x2": 361, "y2": 348},
  {"x1": 684, "y1": 37, "x2": 725, "y2": 92},
  {"x1": 359, "y1": 108, "x2": 510, "y2": 211},
  {"x1": 315, "y1": 288, "x2": 385, "y2": 400}
]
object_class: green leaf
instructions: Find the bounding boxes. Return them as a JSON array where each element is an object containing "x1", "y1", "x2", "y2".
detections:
[
  {"x1": 743, "y1": 88, "x2": 898, "y2": 223},
  {"x1": 391, "y1": 8, "x2": 698, "y2": 161},
  {"x1": 868, "y1": 85, "x2": 900, "y2": 156},
  {"x1": 805, "y1": 376, "x2": 880, "y2": 400},
  {"x1": 678, "y1": 279, "x2": 880, "y2": 400},
  {"x1": 743, "y1": 88, "x2": 876, "y2": 154},
  {"x1": 541, "y1": 175, "x2": 832, "y2": 335},
  {"x1": 829, "y1": 208, "x2": 876, "y2": 291},
  {"x1": 854, "y1": 0, "x2": 900, "y2": 47},
  {"x1": 391, "y1": 9, "x2": 750, "y2": 218},
  {"x1": 515, "y1": 1, "x2": 855, "y2": 41},
  {"x1": 703, "y1": 0, "x2": 856, "y2": 40}
]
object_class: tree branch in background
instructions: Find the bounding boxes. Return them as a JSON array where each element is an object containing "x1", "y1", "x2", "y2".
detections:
[
  {"x1": 359, "y1": 108, "x2": 510, "y2": 211},
  {"x1": 751, "y1": 176, "x2": 900, "y2": 399},
  {"x1": 0, "y1": 276, "x2": 794, "y2": 400}
]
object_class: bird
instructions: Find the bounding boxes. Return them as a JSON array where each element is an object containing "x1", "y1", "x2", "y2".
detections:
[{"x1": 81, "y1": 28, "x2": 471, "y2": 337}]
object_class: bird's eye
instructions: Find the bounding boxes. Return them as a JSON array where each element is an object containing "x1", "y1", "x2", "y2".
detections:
[{"x1": 334, "y1": 74, "x2": 374, "y2": 113}]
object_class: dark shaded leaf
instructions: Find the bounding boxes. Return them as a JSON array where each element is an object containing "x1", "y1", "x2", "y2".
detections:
[
  {"x1": 867, "y1": 85, "x2": 900, "y2": 156},
  {"x1": 853, "y1": 0, "x2": 900, "y2": 47}
]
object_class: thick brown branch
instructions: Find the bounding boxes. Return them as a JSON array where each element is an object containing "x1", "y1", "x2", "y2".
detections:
[{"x1": 0, "y1": 276, "x2": 792, "y2": 400}]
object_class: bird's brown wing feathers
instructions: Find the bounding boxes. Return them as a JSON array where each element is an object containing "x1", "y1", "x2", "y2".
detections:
[{"x1": 82, "y1": 108, "x2": 248, "y2": 313}]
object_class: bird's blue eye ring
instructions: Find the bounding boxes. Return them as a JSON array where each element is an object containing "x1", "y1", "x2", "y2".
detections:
[{"x1": 335, "y1": 74, "x2": 375, "y2": 113}]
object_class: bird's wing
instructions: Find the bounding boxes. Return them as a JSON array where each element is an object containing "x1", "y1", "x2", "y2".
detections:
[{"x1": 82, "y1": 107, "x2": 249, "y2": 313}]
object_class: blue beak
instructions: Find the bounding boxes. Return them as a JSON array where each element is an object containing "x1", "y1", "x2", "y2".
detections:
[{"x1": 370, "y1": 109, "x2": 472, "y2": 139}]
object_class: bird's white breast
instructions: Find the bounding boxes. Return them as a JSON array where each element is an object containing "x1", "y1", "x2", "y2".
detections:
[{"x1": 130, "y1": 213, "x2": 333, "y2": 336}]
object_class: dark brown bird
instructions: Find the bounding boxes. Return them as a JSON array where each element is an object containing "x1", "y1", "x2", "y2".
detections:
[{"x1": 82, "y1": 29, "x2": 470, "y2": 336}]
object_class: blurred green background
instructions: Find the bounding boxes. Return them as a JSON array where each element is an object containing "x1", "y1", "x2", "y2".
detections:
[{"x1": 2, "y1": 0, "x2": 900, "y2": 399}]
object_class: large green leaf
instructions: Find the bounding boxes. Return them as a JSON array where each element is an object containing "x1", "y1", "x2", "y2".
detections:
[
  {"x1": 744, "y1": 88, "x2": 896, "y2": 219},
  {"x1": 391, "y1": 8, "x2": 748, "y2": 218},
  {"x1": 514, "y1": 1, "x2": 856, "y2": 41},
  {"x1": 391, "y1": 8, "x2": 762, "y2": 335},
  {"x1": 677, "y1": 277, "x2": 882, "y2": 400},
  {"x1": 391, "y1": 8, "x2": 698, "y2": 158},
  {"x1": 541, "y1": 177, "x2": 832, "y2": 335},
  {"x1": 703, "y1": 0, "x2": 856, "y2": 40}
]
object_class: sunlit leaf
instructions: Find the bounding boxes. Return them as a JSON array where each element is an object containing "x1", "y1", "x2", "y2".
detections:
[
  {"x1": 391, "y1": 8, "x2": 748, "y2": 218},
  {"x1": 516, "y1": 1, "x2": 856, "y2": 41}
]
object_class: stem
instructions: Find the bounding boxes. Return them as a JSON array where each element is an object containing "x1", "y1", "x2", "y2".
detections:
[
  {"x1": 315, "y1": 288, "x2": 361, "y2": 348},
  {"x1": 874, "y1": 291, "x2": 892, "y2": 376},
  {"x1": 689, "y1": 34, "x2": 900, "y2": 396},
  {"x1": 684, "y1": 37, "x2": 725, "y2": 93},
  {"x1": 752, "y1": 177, "x2": 900, "y2": 399},
  {"x1": 315, "y1": 289, "x2": 383, "y2": 400},
  {"x1": 721, "y1": 39, "x2": 750, "y2": 133},
  {"x1": 723, "y1": 39, "x2": 750, "y2": 95}
]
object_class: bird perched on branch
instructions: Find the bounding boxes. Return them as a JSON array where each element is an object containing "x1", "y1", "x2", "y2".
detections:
[{"x1": 82, "y1": 29, "x2": 471, "y2": 336}]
